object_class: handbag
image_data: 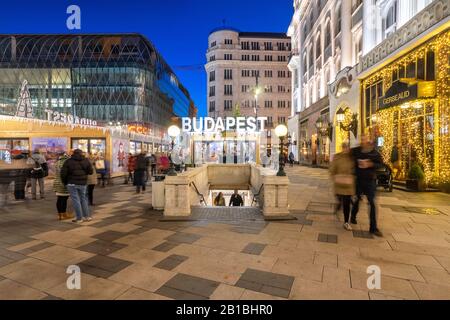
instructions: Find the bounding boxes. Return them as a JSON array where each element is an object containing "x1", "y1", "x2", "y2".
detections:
[
  {"x1": 95, "y1": 160, "x2": 105, "y2": 170},
  {"x1": 334, "y1": 174, "x2": 354, "y2": 186}
]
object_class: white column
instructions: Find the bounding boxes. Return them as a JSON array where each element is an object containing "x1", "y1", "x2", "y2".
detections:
[{"x1": 340, "y1": 0, "x2": 353, "y2": 68}]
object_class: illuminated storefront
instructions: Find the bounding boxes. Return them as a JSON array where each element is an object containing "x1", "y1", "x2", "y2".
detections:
[
  {"x1": 361, "y1": 29, "x2": 450, "y2": 185},
  {"x1": 0, "y1": 115, "x2": 167, "y2": 177}
]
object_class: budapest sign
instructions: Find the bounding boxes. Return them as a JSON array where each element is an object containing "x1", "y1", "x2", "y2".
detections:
[{"x1": 181, "y1": 117, "x2": 268, "y2": 133}]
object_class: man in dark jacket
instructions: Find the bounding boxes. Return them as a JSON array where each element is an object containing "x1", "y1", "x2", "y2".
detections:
[
  {"x1": 229, "y1": 190, "x2": 244, "y2": 207},
  {"x1": 61, "y1": 149, "x2": 93, "y2": 223},
  {"x1": 134, "y1": 151, "x2": 149, "y2": 194},
  {"x1": 350, "y1": 135, "x2": 383, "y2": 237}
]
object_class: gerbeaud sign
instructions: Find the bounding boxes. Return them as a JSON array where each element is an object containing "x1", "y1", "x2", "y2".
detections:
[{"x1": 181, "y1": 117, "x2": 268, "y2": 133}]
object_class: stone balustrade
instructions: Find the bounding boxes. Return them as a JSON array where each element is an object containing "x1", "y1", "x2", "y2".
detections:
[{"x1": 163, "y1": 164, "x2": 290, "y2": 219}]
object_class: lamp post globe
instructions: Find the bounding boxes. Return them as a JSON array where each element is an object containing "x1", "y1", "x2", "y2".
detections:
[
  {"x1": 167, "y1": 125, "x2": 180, "y2": 176},
  {"x1": 275, "y1": 124, "x2": 288, "y2": 138},
  {"x1": 275, "y1": 124, "x2": 288, "y2": 177},
  {"x1": 168, "y1": 125, "x2": 181, "y2": 138}
]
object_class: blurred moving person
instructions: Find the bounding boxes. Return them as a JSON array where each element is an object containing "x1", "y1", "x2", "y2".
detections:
[
  {"x1": 12, "y1": 152, "x2": 32, "y2": 201},
  {"x1": 351, "y1": 135, "x2": 383, "y2": 237},
  {"x1": 329, "y1": 142, "x2": 355, "y2": 231}
]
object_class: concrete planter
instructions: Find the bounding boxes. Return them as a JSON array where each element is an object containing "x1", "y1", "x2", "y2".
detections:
[{"x1": 406, "y1": 179, "x2": 426, "y2": 192}]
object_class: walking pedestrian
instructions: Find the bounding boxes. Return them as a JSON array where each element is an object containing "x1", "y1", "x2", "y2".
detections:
[
  {"x1": 214, "y1": 192, "x2": 226, "y2": 206},
  {"x1": 350, "y1": 135, "x2": 384, "y2": 237},
  {"x1": 61, "y1": 149, "x2": 93, "y2": 223},
  {"x1": 126, "y1": 153, "x2": 135, "y2": 184},
  {"x1": 12, "y1": 152, "x2": 32, "y2": 201},
  {"x1": 87, "y1": 154, "x2": 98, "y2": 206},
  {"x1": 149, "y1": 153, "x2": 157, "y2": 177},
  {"x1": 28, "y1": 150, "x2": 48, "y2": 200},
  {"x1": 0, "y1": 160, "x2": 12, "y2": 208},
  {"x1": 95, "y1": 154, "x2": 108, "y2": 188},
  {"x1": 134, "y1": 151, "x2": 149, "y2": 194},
  {"x1": 330, "y1": 142, "x2": 355, "y2": 231},
  {"x1": 53, "y1": 153, "x2": 72, "y2": 220},
  {"x1": 289, "y1": 151, "x2": 295, "y2": 167},
  {"x1": 229, "y1": 190, "x2": 244, "y2": 207}
]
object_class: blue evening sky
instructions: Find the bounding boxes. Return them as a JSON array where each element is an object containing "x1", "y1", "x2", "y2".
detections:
[{"x1": 0, "y1": 0, "x2": 293, "y2": 116}]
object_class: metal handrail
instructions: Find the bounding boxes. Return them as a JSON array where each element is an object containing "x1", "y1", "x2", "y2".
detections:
[
  {"x1": 189, "y1": 182, "x2": 207, "y2": 206},
  {"x1": 251, "y1": 184, "x2": 264, "y2": 206}
]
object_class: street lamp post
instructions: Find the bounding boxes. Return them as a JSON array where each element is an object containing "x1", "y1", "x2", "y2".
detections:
[
  {"x1": 167, "y1": 125, "x2": 180, "y2": 176},
  {"x1": 275, "y1": 124, "x2": 288, "y2": 177}
]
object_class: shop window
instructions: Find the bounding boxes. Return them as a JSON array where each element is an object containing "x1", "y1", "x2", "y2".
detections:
[
  {"x1": 392, "y1": 68, "x2": 399, "y2": 82},
  {"x1": 365, "y1": 87, "x2": 371, "y2": 127},
  {"x1": 406, "y1": 61, "x2": 416, "y2": 78},
  {"x1": 417, "y1": 57, "x2": 425, "y2": 80},
  {"x1": 0, "y1": 138, "x2": 29, "y2": 154},
  {"x1": 399, "y1": 64, "x2": 405, "y2": 79},
  {"x1": 426, "y1": 50, "x2": 435, "y2": 81},
  {"x1": 370, "y1": 85, "x2": 377, "y2": 115},
  {"x1": 71, "y1": 138, "x2": 106, "y2": 156}
]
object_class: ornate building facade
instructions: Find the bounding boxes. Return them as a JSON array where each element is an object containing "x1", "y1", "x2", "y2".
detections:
[{"x1": 288, "y1": 0, "x2": 363, "y2": 166}]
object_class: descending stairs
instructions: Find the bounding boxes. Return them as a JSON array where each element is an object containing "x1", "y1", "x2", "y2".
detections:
[{"x1": 190, "y1": 206, "x2": 264, "y2": 221}]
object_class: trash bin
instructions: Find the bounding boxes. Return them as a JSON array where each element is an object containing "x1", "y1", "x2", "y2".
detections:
[{"x1": 152, "y1": 176, "x2": 165, "y2": 210}]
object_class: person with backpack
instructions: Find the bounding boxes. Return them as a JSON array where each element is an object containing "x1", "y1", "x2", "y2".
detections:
[
  {"x1": 28, "y1": 150, "x2": 48, "y2": 200},
  {"x1": 134, "y1": 150, "x2": 149, "y2": 194},
  {"x1": 53, "y1": 153, "x2": 72, "y2": 220},
  {"x1": 61, "y1": 149, "x2": 93, "y2": 223}
]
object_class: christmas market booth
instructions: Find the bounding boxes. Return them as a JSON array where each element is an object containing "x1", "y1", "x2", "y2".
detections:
[
  {"x1": 360, "y1": 28, "x2": 450, "y2": 189},
  {"x1": 0, "y1": 114, "x2": 167, "y2": 181}
]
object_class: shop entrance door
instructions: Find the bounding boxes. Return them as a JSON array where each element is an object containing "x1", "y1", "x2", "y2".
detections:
[{"x1": 395, "y1": 102, "x2": 435, "y2": 181}]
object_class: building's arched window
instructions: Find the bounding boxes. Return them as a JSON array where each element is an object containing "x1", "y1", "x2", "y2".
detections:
[
  {"x1": 383, "y1": 0, "x2": 398, "y2": 38},
  {"x1": 335, "y1": 3, "x2": 342, "y2": 35},
  {"x1": 308, "y1": 46, "x2": 314, "y2": 71},
  {"x1": 303, "y1": 54, "x2": 307, "y2": 75},
  {"x1": 325, "y1": 23, "x2": 332, "y2": 49},
  {"x1": 315, "y1": 35, "x2": 322, "y2": 60}
]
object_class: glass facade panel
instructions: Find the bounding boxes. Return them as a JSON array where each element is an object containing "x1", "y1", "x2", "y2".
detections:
[{"x1": 0, "y1": 34, "x2": 196, "y2": 129}]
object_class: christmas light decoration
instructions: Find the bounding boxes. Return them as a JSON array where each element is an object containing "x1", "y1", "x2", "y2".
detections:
[{"x1": 362, "y1": 29, "x2": 450, "y2": 185}]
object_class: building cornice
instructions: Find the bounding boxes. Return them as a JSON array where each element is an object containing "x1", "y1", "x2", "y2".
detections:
[{"x1": 359, "y1": 0, "x2": 450, "y2": 74}]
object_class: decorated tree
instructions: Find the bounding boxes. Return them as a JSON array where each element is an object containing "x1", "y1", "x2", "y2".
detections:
[{"x1": 16, "y1": 80, "x2": 33, "y2": 118}]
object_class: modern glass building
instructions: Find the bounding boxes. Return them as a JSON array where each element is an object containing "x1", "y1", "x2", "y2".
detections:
[{"x1": 0, "y1": 34, "x2": 196, "y2": 128}]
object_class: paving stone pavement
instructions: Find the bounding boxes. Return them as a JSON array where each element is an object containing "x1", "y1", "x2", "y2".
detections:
[{"x1": 0, "y1": 167, "x2": 450, "y2": 300}]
